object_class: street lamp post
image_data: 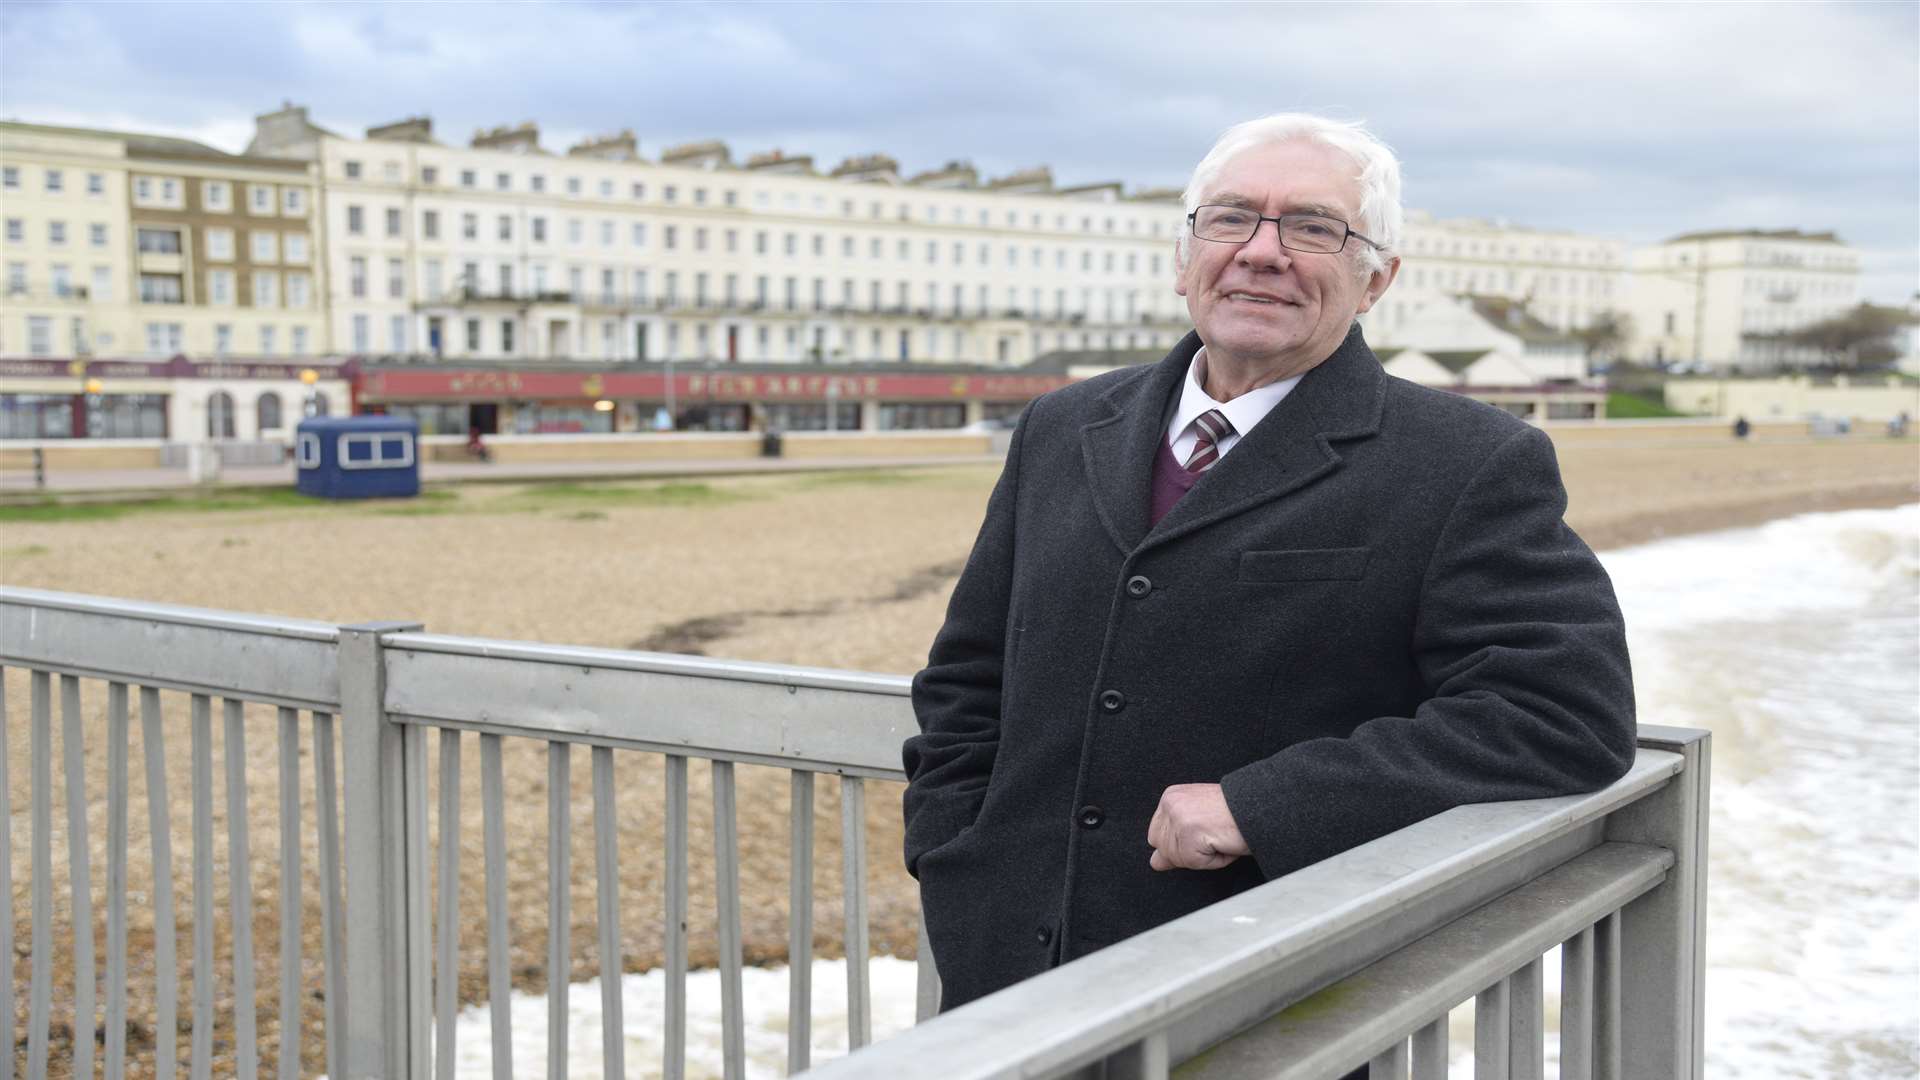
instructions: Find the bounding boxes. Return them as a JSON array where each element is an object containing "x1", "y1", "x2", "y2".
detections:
[{"x1": 300, "y1": 368, "x2": 321, "y2": 417}]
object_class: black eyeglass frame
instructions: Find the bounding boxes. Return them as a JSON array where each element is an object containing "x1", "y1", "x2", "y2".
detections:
[{"x1": 1186, "y1": 204, "x2": 1383, "y2": 254}]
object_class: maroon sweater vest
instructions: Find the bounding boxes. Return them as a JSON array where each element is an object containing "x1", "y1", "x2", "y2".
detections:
[{"x1": 1149, "y1": 435, "x2": 1200, "y2": 527}]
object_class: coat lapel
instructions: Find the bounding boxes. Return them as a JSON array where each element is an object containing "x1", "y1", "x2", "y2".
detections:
[
  {"x1": 1079, "y1": 332, "x2": 1201, "y2": 555},
  {"x1": 1143, "y1": 324, "x2": 1386, "y2": 551}
]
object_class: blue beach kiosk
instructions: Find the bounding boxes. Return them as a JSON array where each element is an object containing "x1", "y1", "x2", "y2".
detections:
[{"x1": 295, "y1": 416, "x2": 420, "y2": 499}]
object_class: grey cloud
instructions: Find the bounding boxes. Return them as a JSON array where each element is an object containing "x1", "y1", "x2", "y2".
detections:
[{"x1": 2, "y1": 0, "x2": 1912, "y2": 298}]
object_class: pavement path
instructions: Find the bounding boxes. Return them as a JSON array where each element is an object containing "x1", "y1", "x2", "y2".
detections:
[{"x1": 0, "y1": 453, "x2": 1005, "y2": 497}]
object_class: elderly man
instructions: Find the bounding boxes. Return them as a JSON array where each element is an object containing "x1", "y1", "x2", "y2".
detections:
[{"x1": 903, "y1": 113, "x2": 1636, "y2": 1012}]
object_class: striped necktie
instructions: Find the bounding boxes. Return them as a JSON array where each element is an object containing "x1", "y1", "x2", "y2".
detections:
[{"x1": 1182, "y1": 409, "x2": 1234, "y2": 474}]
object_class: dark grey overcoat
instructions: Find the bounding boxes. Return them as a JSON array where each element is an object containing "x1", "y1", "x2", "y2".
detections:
[{"x1": 904, "y1": 326, "x2": 1636, "y2": 1010}]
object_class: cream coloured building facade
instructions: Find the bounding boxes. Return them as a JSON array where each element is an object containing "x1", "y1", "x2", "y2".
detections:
[
  {"x1": 245, "y1": 106, "x2": 1194, "y2": 368},
  {"x1": 1364, "y1": 210, "x2": 1628, "y2": 346},
  {"x1": 0, "y1": 120, "x2": 328, "y2": 363},
  {"x1": 1624, "y1": 229, "x2": 1860, "y2": 369}
]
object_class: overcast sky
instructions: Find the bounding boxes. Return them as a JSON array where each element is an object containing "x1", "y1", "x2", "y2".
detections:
[{"x1": 3, "y1": 1, "x2": 1914, "y2": 302}]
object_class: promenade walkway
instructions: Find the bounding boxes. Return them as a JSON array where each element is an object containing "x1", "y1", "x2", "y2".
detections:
[{"x1": 0, "y1": 451, "x2": 1004, "y2": 497}]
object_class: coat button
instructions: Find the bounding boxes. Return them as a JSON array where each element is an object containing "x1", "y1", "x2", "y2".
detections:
[
  {"x1": 1036, "y1": 925, "x2": 1053, "y2": 946},
  {"x1": 1077, "y1": 806, "x2": 1105, "y2": 829},
  {"x1": 1099, "y1": 690, "x2": 1125, "y2": 713},
  {"x1": 1125, "y1": 575, "x2": 1152, "y2": 597}
]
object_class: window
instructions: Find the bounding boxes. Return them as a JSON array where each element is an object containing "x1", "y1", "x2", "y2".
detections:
[
  {"x1": 631, "y1": 182, "x2": 645, "y2": 199},
  {"x1": 460, "y1": 169, "x2": 477, "y2": 188},
  {"x1": 49, "y1": 221, "x2": 67, "y2": 246},
  {"x1": 599, "y1": 179, "x2": 613, "y2": 198},
  {"x1": 291, "y1": 326, "x2": 310, "y2": 356},
  {"x1": 250, "y1": 185, "x2": 273, "y2": 213},
  {"x1": 5, "y1": 261, "x2": 24, "y2": 294},
  {"x1": 206, "y1": 390, "x2": 236, "y2": 436},
  {"x1": 2, "y1": 218, "x2": 19, "y2": 243},
  {"x1": 347, "y1": 206, "x2": 365, "y2": 235},
  {"x1": 387, "y1": 208, "x2": 403, "y2": 238},
  {"x1": 91, "y1": 265, "x2": 111, "y2": 302},
  {"x1": 499, "y1": 214, "x2": 512, "y2": 241},
  {"x1": 252, "y1": 271, "x2": 279, "y2": 308},
  {"x1": 286, "y1": 271, "x2": 311, "y2": 308},
  {"x1": 566, "y1": 177, "x2": 582, "y2": 196},
  {"x1": 49, "y1": 264, "x2": 71, "y2": 297},
  {"x1": 145, "y1": 321, "x2": 184, "y2": 357},
  {"x1": 345, "y1": 161, "x2": 363, "y2": 179},
  {"x1": 204, "y1": 181, "x2": 231, "y2": 211},
  {"x1": 568, "y1": 219, "x2": 583, "y2": 244},
  {"x1": 251, "y1": 231, "x2": 279, "y2": 263},
  {"x1": 257, "y1": 393, "x2": 283, "y2": 431},
  {"x1": 136, "y1": 228, "x2": 180, "y2": 254},
  {"x1": 388, "y1": 258, "x2": 405, "y2": 299},
  {"x1": 500, "y1": 319, "x2": 515, "y2": 354},
  {"x1": 423, "y1": 210, "x2": 440, "y2": 240},
  {"x1": 663, "y1": 185, "x2": 677, "y2": 203},
  {"x1": 462, "y1": 213, "x2": 478, "y2": 241},
  {"x1": 90, "y1": 223, "x2": 108, "y2": 248},
  {"x1": 532, "y1": 175, "x2": 547, "y2": 193},
  {"x1": 206, "y1": 228, "x2": 234, "y2": 260},
  {"x1": 27, "y1": 316, "x2": 53, "y2": 356},
  {"x1": 533, "y1": 217, "x2": 548, "y2": 243},
  {"x1": 424, "y1": 259, "x2": 443, "y2": 299},
  {"x1": 0, "y1": 167, "x2": 16, "y2": 190},
  {"x1": 352, "y1": 314, "x2": 370, "y2": 352},
  {"x1": 384, "y1": 162, "x2": 401, "y2": 182},
  {"x1": 422, "y1": 166, "x2": 439, "y2": 185},
  {"x1": 390, "y1": 315, "x2": 407, "y2": 351},
  {"x1": 465, "y1": 318, "x2": 482, "y2": 352},
  {"x1": 258, "y1": 325, "x2": 277, "y2": 356},
  {"x1": 497, "y1": 172, "x2": 511, "y2": 192},
  {"x1": 664, "y1": 225, "x2": 677, "y2": 250},
  {"x1": 214, "y1": 324, "x2": 232, "y2": 356},
  {"x1": 284, "y1": 233, "x2": 309, "y2": 264},
  {"x1": 208, "y1": 268, "x2": 235, "y2": 305},
  {"x1": 45, "y1": 169, "x2": 64, "y2": 193},
  {"x1": 284, "y1": 188, "x2": 307, "y2": 215},
  {"x1": 349, "y1": 256, "x2": 367, "y2": 298},
  {"x1": 631, "y1": 222, "x2": 646, "y2": 247}
]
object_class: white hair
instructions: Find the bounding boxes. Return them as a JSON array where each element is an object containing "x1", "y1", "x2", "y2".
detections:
[{"x1": 1176, "y1": 113, "x2": 1404, "y2": 278}]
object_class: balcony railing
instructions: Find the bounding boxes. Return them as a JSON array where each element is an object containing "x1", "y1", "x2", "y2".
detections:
[{"x1": 0, "y1": 586, "x2": 1706, "y2": 1079}]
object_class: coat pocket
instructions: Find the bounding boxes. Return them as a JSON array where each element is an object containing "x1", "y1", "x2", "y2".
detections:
[{"x1": 1238, "y1": 546, "x2": 1371, "y2": 582}]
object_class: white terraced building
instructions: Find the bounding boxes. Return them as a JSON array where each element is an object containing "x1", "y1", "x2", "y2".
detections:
[
  {"x1": 1624, "y1": 228, "x2": 1861, "y2": 370},
  {"x1": 245, "y1": 105, "x2": 1196, "y2": 368}
]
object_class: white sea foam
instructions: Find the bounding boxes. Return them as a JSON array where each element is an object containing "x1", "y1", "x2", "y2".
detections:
[
  {"x1": 438, "y1": 505, "x2": 1920, "y2": 1078},
  {"x1": 1599, "y1": 504, "x2": 1920, "y2": 1079}
]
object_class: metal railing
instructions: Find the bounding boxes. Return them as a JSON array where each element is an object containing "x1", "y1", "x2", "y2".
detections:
[{"x1": 1, "y1": 585, "x2": 1707, "y2": 1079}]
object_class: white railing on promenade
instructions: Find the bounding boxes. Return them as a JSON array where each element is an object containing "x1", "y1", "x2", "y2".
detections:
[{"x1": 0, "y1": 585, "x2": 1707, "y2": 1080}]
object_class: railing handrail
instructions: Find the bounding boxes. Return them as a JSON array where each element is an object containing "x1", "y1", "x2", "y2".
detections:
[
  {"x1": 0, "y1": 586, "x2": 342, "y2": 641},
  {"x1": 384, "y1": 630, "x2": 913, "y2": 696},
  {"x1": 805, "y1": 745, "x2": 1689, "y2": 1079},
  {"x1": 379, "y1": 631, "x2": 915, "y2": 777}
]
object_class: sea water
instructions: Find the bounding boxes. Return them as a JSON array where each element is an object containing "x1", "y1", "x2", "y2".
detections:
[
  {"x1": 1602, "y1": 504, "x2": 1919, "y2": 1078},
  {"x1": 442, "y1": 505, "x2": 1920, "y2": 1079}
]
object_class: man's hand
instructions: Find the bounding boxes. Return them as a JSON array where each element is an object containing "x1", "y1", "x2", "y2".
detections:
[{"x1": 1147, "y1": 783, "x2": 1250, "y2": 871}]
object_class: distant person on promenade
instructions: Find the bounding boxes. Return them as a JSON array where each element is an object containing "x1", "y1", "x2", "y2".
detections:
[
  {"x1": 903, "y1": 112, "x2": 1637, "y2": 1015},
  {"x1": 1733, "y1": 415, "x2": 1752, "y2": 439}
]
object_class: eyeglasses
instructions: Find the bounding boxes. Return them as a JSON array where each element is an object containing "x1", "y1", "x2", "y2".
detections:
[{"x1": 1187, "y1": 204, "x2": 1381, "y2": 255}]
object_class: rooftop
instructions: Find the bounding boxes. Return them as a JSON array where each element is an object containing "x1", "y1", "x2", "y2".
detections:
[{"x1": 1662, "y1": 228, "x2": 1844, "y2": 246}]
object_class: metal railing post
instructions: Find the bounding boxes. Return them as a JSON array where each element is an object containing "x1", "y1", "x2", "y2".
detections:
[
  {"x1": 340, "y1": 620, "x2": 426, "y2": 1079},
  {"x1": 1605, "y1": 725, "x2": 1710, "y2": 1079}
]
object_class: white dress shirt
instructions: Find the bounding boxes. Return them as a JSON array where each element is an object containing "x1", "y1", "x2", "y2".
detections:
[{"x1": 1165, "y1": 346, "x2": 1304, "y2": 464}]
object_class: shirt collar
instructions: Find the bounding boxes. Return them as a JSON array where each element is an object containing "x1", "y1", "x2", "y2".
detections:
[{"x1": 1168, "y1": 345, "x2": 1305, "y2": 445}]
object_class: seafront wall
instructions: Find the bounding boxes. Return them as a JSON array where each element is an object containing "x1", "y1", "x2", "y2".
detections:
[{"x1": 6, "y1": 416, "x2": 1910, "y2": 473}]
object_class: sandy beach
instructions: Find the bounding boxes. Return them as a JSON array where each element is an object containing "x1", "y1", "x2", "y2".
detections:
[{"x1": 3, "y1": 430, "x2": 1916, "y2": 1077}]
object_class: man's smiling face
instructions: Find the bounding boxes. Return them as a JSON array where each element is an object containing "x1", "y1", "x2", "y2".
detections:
[{"x1": 1175, "y1": 139, "x2": 1398, "y2": 382}]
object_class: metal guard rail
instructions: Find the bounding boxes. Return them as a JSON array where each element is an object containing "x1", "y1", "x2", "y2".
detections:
[{"x1": 0, "y1": 586, "x2": 1705, "y2": 1079}]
